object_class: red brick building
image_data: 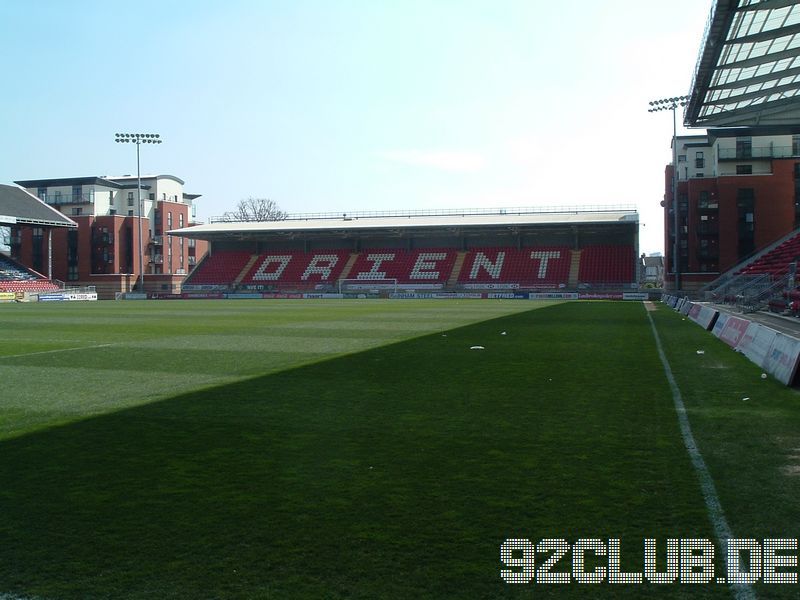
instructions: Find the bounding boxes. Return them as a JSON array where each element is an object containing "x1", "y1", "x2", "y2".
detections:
[
  {"x1": 664, "y1": 128, "x2": 800, "y2": 290},
  {"x1": 10, "y1": 175, "x2": 208, "y2": 298}
]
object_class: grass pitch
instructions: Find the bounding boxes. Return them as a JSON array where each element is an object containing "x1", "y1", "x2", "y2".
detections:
[{"x1": 1, "y1": 300, "x2": 799, "y2": 599}]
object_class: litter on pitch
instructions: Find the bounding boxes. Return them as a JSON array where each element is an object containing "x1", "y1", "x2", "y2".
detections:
[
  {"x1": 470, "y1": 346, "x2": 485, "y2": 350},
  {"x1": 696, "y1": 350, "x2": 705, "y2": 355},
  {"x1": 761, "y1": 373, "x2": 768, "y2": 379},
  {"x1": 500, "y1": 331, "x2": 507, "y2": 336}
]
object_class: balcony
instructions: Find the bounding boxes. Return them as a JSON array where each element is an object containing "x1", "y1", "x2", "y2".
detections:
[
  {"x1": 696, "y1": 249, "x2": 719, "y2": 260},
  {"x1": 151, "y1": 235, "x2": 163, "y2": 246},
  {"x1": 696, "y1": 224, "x2": 719, "y2": 235},
  {"x1": 718, "y1": 145, "x2": 796, "y2": 160},
  {"x1": 91, "y1": 233, "x2": 115, "y2": 245},
  {"x1": 40, "y1": 192, "x2": 95, "y2": 205},
  {"x1": 150, "y1": 255, "x2": 163, "y2": 264}
]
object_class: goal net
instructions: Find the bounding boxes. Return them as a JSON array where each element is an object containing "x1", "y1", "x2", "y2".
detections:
[{"x1": 338, "y1": 278, "x2": 399, "y2": 294}]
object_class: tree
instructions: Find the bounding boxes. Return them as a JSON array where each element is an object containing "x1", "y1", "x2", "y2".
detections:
[{"x1": 221, "y1": 198, "x2": 287, "y2": 222}]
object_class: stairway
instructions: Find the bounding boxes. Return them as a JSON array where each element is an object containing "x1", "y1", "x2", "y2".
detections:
[
  {"x1": 338, "y1": 253, "x2": 361, "y2": 281},
  {"x1": 234, "y1": 254, "x2": 260, "y2": 286},
  {"x1": 568, "y1": 250, "x2": 582, "y2": 288},
  {"x1": 447, "y1": 251, "x2": 468, "y2": 287}
]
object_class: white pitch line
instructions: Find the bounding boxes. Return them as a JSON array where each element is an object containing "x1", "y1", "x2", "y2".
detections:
[
  {"x1": 647, "y1": 310, "x2": 756, "y2": 600},
  {"x1": 0, "y1": 343, "x2": 113, "y2": 360}
]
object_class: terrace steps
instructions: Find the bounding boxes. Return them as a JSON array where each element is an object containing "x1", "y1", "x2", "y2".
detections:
[
  {"x1": 338, "y1": 253, "x2": 360, "y2": 281},
  {"x1": 447, "y1": 251, "x2": 468, "y2": 286},
  {"x1": 234, "y1": 254, "x2": 261, "y2": 285},
  {"x1": 568, "y1": 250, "x2": 582, "y2": 287}
]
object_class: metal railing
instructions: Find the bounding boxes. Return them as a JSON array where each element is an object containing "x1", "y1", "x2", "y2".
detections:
[
  {"x1": 40, "y1": 193, "x2": 95, "y2": 205},
  {"x1": 210, "y1": 204, "x2": 639, "y2": 224},
  {"x1": 738, "y1": 274, "x2": 789, "y2": 314},
  {"x1": 707, "y1": 273, "x2": 768, "y2": 304},
  {"x1": 717, "y1": 146, "x2": 797, "y2": 160}
]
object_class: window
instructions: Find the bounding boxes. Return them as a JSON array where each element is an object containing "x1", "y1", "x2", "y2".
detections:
[
  {"x1": 109, "y1": 208, "x2": 116, "y2": 215},
  {"x1": 109, "y1": 191, "x2": 114, "y2": 205},
  {"x1": 67, "y1": 230, "x2": 78, "y2": 267},
  {"x1": 736, "y1": 137, "x2": 752, "y2": 159},
  {"x1": 698, "y1": 191, "x2": 718, "y2": 210},
  {"x1": 737, "y1": 188, "x2": 756, "y2": 259},
  {"x1": 736, "y1": 164, "x2": 753, "y2": 175},
  {"x1": 72, "y1": 185, "x2": 82, "y2": 202},
  {"x1": 678, "y1": 155, "x2": 687, "y2": 163},
  {"x1": 696, "y1": 173, "x2": 704, "y2": 178},
  {"x1": 128, "y1": 210, "x2": 134, "y2": 216},
  {"x1": 167, "y1": 212, "x2": 173, "y2": 229},
  {"x1": 695, "y1": 152, "x2": 705, "y2": 169},
  {"x1": 37, "y1": 187, "x2": 47, "y2": 200},
  {"x1": 794, "y1": 135, "x2": 800, "y2": 156},
  {"x1": 72, "y1": 207, "x2": 82, "y2": 216},
  {"x1": 127, "y1": 192, "x2": 134, "y2": 206},
  {"x1": 149, "y1": 193, "x2": 155, "y2": 201},
  {"x1": 179, "y1": 213, "x2": 184, "y2": 228}
]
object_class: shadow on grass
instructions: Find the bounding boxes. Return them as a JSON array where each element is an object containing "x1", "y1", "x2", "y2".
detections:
[{"x1": 0, "y1": 303, "x2": 726, "y2": 599}]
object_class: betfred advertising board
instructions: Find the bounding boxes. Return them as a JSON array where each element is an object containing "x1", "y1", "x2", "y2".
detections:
[
  {"x1": 716, "y1": 315, "x2": 751, "y2": 348},
  {"x1": 764, "y1": 334, "x2": 800, "y2": 385},
  {"x1": 736, "y1": 323, "x2": 778, "y2": 368}
]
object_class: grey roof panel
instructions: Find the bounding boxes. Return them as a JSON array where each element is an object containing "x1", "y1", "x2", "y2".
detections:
[
  {"x1": 687, "y1": 0, "x2": 800, "y2": 127},
  {"x1": 0, "y1": 184, "x2": 77, "y2": 228},
  {"x1": 169, "y1": 210, "x2": 638, "y2": 239}
]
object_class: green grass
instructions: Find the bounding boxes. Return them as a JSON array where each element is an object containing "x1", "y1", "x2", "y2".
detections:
[
  {"x1": 0, "y1": 300, "x2": 536, "y2": 440},
  {"x1": 651, "y1": 306, "x2": 800, "y2": 546},
  {"x1": 0, "y1": 300, "x2": 799, "y2": 598}
]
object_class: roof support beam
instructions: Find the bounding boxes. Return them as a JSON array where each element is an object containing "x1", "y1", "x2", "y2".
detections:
[
  {"x1": 695, "y1": 95, "x2": 800, "y2": 126},
  {"x1": 719, "y1": 46, "x2": 800, "y2": 70},
  {"x1": 708, "y1": 64, "x2": 800, "y2": 91},
  {"x1": 726, "y1": 23, "x2": 800, "y2": 45},
  {"x1": 708, "y1": 80, "x2": 800, "y2": 105},
  {"x1": 739, "y1": 0, "x2": 799, "y2": 12}
]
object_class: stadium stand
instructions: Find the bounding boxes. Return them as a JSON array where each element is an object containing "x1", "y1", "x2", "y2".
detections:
[
  {"x1": 183, "y1": 250, "x2": 254, "y2": 287},
  {"x1": 578, "y1": 245, "x2": 636, "y2": 285},
  {"x1": 737, "y1": 233, "x2": 800, "y2": 278},
  {"x1": 458, "y1": 247, "x2": 571, "y2": 287},
  {"x1": 184, "y1": 244, "x2": 642, "y2": 292},
  {"x1": 0, "y1": 255, "x2": 60, "y2": 293},
  {"x1": 173, "y1": 208, "x2": 640, "y2": 296},
  {"x1": 346, "y1": 249, "x2": 457, "y2": 286},
  {"x1": 240, "y1": 250, "x2": 352, "y2": 288}
]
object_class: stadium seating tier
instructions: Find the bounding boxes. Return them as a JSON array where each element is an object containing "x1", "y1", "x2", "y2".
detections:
[{"x1": 185, "y1": 245, "x2": 637, "y2": 290}]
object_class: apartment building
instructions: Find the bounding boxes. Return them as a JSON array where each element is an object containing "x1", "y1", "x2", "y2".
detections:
[
  {"x1": 9, "y1": 174, "x2": 208, "y2": 298},
  {"x1": 664, "y1": 127, "x2": 800, "y2": 289}
]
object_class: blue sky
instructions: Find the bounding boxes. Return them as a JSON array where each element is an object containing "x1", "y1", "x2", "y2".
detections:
[{"x1": 0, "y1": 0, "x2": 711, "y2": 254}]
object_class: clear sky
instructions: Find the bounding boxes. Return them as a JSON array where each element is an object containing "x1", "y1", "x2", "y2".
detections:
[{"x1": 0, "y1": 0, "x2": 712, "y2": 255}]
